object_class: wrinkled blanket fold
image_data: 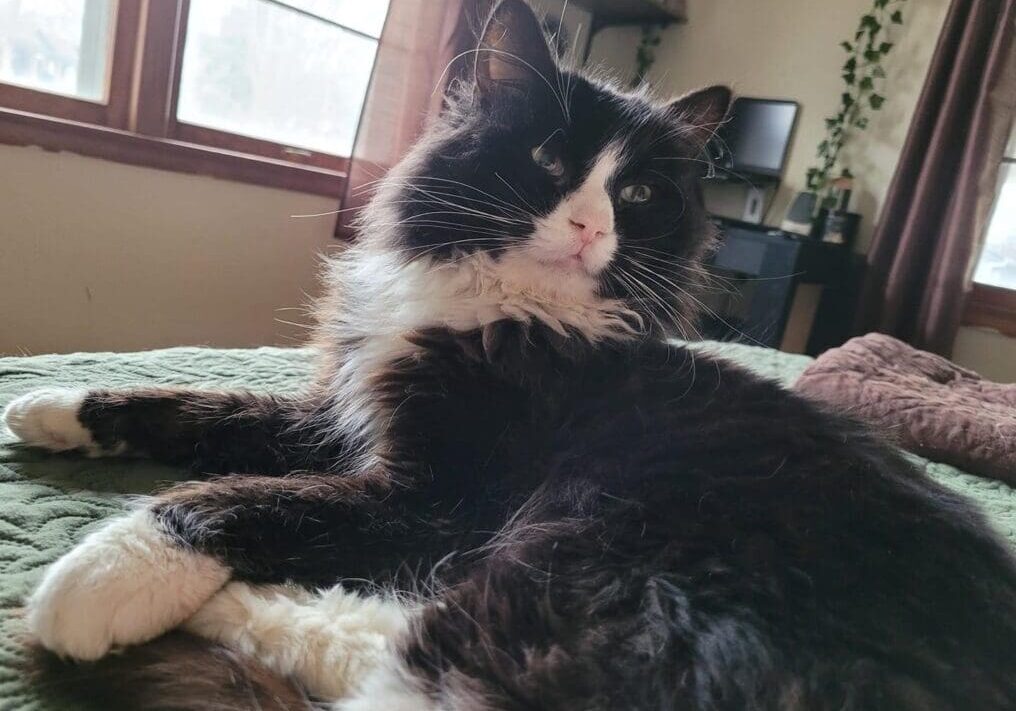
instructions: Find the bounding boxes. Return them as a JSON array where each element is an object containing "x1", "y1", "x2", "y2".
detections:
[{"x1": 795, "y1": 333, "x2": 1016, "y2": 483}]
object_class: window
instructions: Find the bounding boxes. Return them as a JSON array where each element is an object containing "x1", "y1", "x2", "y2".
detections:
[
  {"x1": 0, "y1": 0, "x2": 116, "y2": 101},
  {"x1": 965, "y1": 123, "x2": 1016, "y2": 336},
  {"x1": 0, "y1": 0, "x2": 391, "y2": 197}
]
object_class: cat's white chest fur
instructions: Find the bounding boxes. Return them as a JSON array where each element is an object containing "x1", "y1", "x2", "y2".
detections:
[{"x1": 317, "y1": 247, "x2": 639, "y2": 462}]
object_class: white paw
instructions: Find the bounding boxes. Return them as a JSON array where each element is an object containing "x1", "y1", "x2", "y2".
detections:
[
  {"x1": 27, "y1": 509, "x2": 230, "y2": 661},
  {"x1": 185, "y1": 582, "x2": 412, "y2": 701},
  {"x1": 3, "y1": 388, "x2": 95, "y2": 453}
]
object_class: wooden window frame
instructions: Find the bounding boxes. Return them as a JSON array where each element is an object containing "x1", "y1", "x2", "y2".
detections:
[
  {"x1": 963, "y1": 153, "x2": 1016, "y2": 337},
  {"x1": 964, "y1": 283, "x2": 1016, "y2": 338},
  {"x1": 0, "y1": 0, "x2": 353, "y2": 198}
]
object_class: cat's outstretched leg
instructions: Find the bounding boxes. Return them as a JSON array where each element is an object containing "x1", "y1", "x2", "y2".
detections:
[
  {"x1": 3, "y1": 387, "x2": 340, "y2": 474},
  {"x1": 184, "y1": 582, "x2": 413, "y2": 701},
  {"x1": 26, "y1": 472, "x2": 430, "y2": 661}
]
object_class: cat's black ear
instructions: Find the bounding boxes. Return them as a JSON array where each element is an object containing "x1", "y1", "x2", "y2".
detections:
[
  {"x1": 667, "y1": 86, "x2": 733, "y2": 147},
  {"x1": 475, "y1": 0, "x2": 557, "y2": 102}
]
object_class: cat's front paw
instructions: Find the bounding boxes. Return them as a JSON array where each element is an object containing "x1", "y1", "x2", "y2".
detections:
[
  {"x1": 2, "y1": 388, "x2": 96, "y2": 454},
  {"x1": 26, "y1": 510, "x2": 230, "y2": 660}
]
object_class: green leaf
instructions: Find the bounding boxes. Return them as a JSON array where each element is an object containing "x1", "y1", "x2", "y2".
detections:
[
  {"x1": 864, "y1": 49, "x2": 881, "y2": 62},
  {"x1": 841, "y1": 41, "x2": 853, "y2": 52},
  {"x1": 841, "y1": 167, "x2": 855, "y2": 178},
  {"x1": 880, "y1": 41, "x2": 893, "y2": 54},
  {"x1": 869, "y1": 93, "x2": 885, "y2": 109},
  {"x1": 872, "y1": 64, "x2": 886, "y2": 78},
  {"x1": 817, "y1": 140, "x2": 830, "y2": 156},
  {"x1": 843, "y1": 72, "x2": 856, "y2": 85},
  {"x1": 844, "y1": 57, "x2": 857, "y2": 71},
  {"x1": 860, "y1": 14, "x2": 877, "y2": 28},
  {"x1": 891, "y1": 9, "x2": 903, "y2": 23},
  {"x1": 854, "y1": 117, "x2": 869, "y2": 129},
  {"x1": 842, "y1": 92, "x2": 855, "y2": 108},
  {"x1": 859, "y1": 76, "x2": 874, "y2": 90},
  {"x1": 874, "y1": 0, "x2": 889, "y2": 8},
  {"x1": 855, "y1": 29, "x2": 865, "y2": 41},
  {"x1": 825, "y1": 117, "x2": 839, "y2": 129}
]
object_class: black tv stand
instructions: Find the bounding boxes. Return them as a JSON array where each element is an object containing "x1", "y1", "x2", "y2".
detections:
[{"x1": 703, "y1": 217, "x2": 860, "y2": 354}]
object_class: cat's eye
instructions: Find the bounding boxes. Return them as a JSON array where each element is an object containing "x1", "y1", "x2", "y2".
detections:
[
  {"x1": 531, "y1": 145, "x2": 565, "y2": 177},
  {"x1": 619, "y1": 184, "x2": 653, "y2": 204}
]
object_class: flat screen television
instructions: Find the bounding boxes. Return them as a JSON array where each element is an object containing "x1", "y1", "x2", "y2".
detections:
[{"x1": 712, "y1": 98, "x2": 799, "y2": 181}]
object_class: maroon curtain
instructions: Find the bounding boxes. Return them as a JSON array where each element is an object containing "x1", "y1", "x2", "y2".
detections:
[
  {"x1": 855, "y1": 0, "x2": 1016, "y2": 355},
  {"x1": 335, "y1": 0, "x2": 485, "y2": 238}
]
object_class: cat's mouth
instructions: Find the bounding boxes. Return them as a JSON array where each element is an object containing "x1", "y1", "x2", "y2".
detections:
[
  {"x1": 547, "y1": 253, "x2": 590, "y2": 273},
  {"x1": 531, "y1": 245, "x2": 610, "y2": 277}
]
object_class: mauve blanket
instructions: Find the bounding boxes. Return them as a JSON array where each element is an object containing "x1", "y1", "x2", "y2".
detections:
[{"x1": 795, "y1": 333, "x2": 1016, "y2": 483}]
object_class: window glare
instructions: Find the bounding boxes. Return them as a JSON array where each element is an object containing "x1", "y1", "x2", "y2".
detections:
[
  {"x1": 0, "y1": 0, "x2": 115, "y2": 101},
  {"x1": 973, "y1": 162, "x2": 1016, "y2": 291},
  {"x1": 279, "y1": 0, "x2": 389, "y2": 37},
  {"x1": 177, "y1": 0, "x2": 389, "y2": 157}
]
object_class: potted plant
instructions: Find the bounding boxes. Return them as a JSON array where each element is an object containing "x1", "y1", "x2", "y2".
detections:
[{"x1": 805, "y1": 0, "x2": 909, "y2": 232}]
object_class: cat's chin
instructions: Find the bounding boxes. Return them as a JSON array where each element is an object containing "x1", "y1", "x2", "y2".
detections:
[
  {"x1": 493, "y1": 250, "x2": 603, "y2": 302},
  {"x1": 543, "y1": 253, "x2": 595, "y2": 275}
]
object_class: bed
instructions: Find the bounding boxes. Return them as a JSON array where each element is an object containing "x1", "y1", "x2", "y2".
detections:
[{"x1": 1, "y1": 342, "x2": 1013, "y2": 710}]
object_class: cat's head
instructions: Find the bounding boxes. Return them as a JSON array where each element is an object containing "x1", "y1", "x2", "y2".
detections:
[{"x1": 360, "y1": 0, "x2": 730, "y2": 340}]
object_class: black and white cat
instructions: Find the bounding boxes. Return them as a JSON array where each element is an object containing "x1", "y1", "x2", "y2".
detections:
[{"x1": 6, "y1": 1, "x2": 1016, "y2": 708}]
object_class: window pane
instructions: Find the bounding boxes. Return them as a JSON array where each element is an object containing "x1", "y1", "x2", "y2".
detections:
[
  {"x1": 278, "y1": 0, "x2": 389, "y2": 37},
  {"x1": 177, "y1": 0, "x2": 387, "y2": 157},
  {"x1": 973, "y1": 163, "x2": 1016, "y2": 290},
  {"x1": 0, "y1": 0, "x2": 115, "y2": 101}
]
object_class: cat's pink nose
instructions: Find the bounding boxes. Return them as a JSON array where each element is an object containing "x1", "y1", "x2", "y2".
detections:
[{"x1": 569, "y1": 218, "x2": 606, "y2": 245}]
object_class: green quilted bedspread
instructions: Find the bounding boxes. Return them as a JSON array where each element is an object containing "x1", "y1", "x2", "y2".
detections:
[{"x1": 0, "y1": 342, "x2": 1013, "y2": 710}]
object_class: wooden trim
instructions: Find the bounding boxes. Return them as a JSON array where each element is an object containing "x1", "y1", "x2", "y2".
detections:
[
  {"x1": 0, "y1": 83, "x2": 110, "y2": 126},
  {"x1": 131, "y1": 0, "x2": 187, "y2": 136},
  {"x1": 963, "y1": 283, "x2": 1016, "y2": 338},
  {"x1": 105, "y1": 0, "x2": 144, "y2": 128},
  {"x1": 0, "y1": 0, "x2": 141, "y2": 128},
  {"x1": 174, "y1": 122, "x2": 350, "y2": 173},
  {"x1": 0, "y1": 108, "x2": 346, "y2": 198}
]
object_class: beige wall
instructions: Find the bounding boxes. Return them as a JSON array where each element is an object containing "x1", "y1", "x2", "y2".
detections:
[
  {"x1": 0, "y1": 145, "x2": 337, "y2": 355},
  {"x1": 590, "y1": 0, "x2": 950, "y2": 253},
  {"x1": 953, "y1": 328, "x2": 1016, "y2": 383},
  {"x1": 590, "y1": 0, "x2": 1016, "y2": 381}
]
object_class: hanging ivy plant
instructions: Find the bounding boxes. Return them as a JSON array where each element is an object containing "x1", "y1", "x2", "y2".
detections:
[
  {"x1": 806, "y1": 0, "x2": 908, "y2": 206},
  {"x1": 630, "y1": 23, "x2": 663, "y2": 88}
]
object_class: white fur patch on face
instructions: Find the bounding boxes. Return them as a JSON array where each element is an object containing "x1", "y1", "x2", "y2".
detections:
[
  {"x1": 186, "y1": 582, "x2": 413, "y2": 702},
  {"x1": 526, "y1": 144, "x2": 621, "y2": 277},
  {"x1": 27, "y1": 509, "x2": 229, "y2": 660},
  {"x1": 3, "y1": 388, "x2": 102, "y2": 455}
]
